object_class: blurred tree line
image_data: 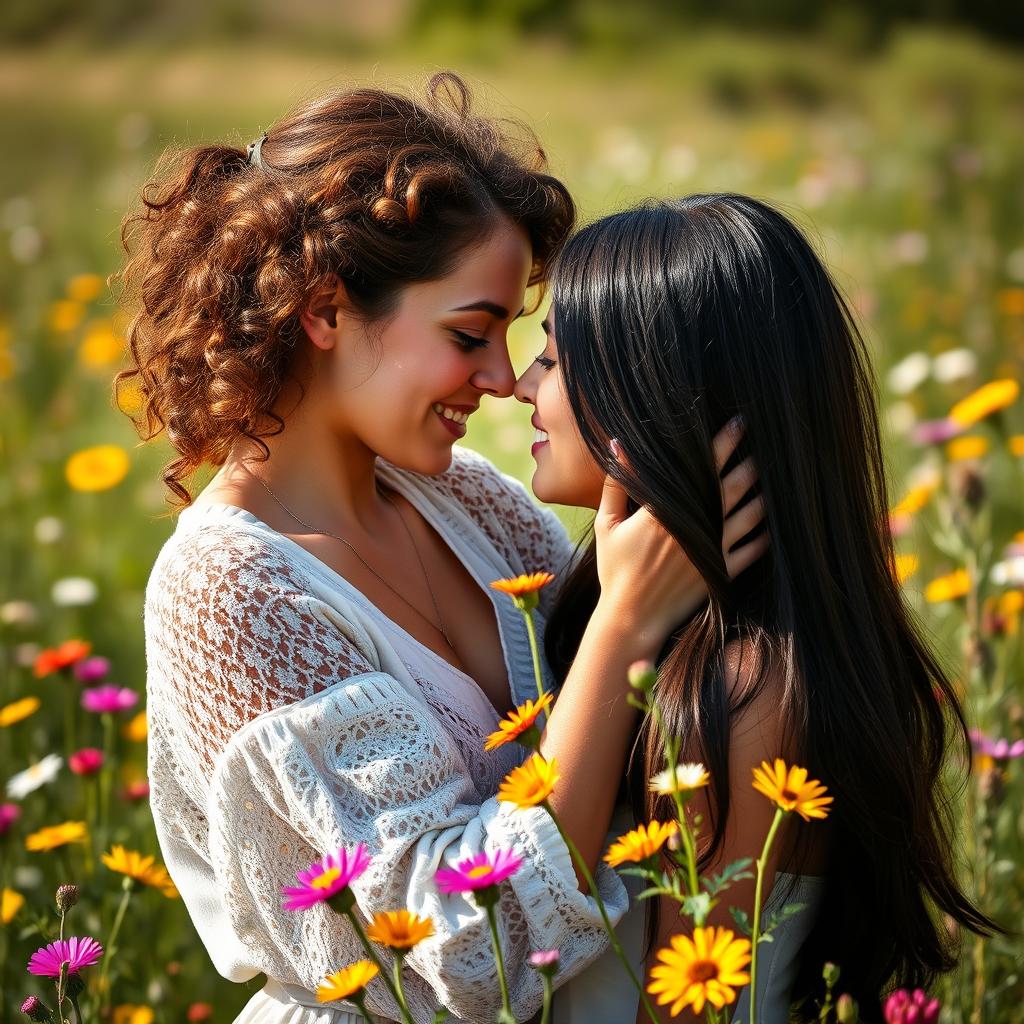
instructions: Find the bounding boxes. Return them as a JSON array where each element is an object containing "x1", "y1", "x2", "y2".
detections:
[{"x1": 1, "y1": 0, "x2": 1021, "y2": 49}]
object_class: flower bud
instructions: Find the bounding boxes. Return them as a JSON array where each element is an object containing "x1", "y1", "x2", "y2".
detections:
[
  {"x1": 884, "y1": 989, "x2": 940, "y2": 1024},
  {"x1": 64, "y1": 974, "x2": 86, "y2": 1000},
  {"x1": 55, "y1": 884, "x2": 79, "y2": 913},
  {"x1": 627, "y1": 660, "x2": 657, "y2": 692},
  {"x1": 836, "y1": 994, "x2": 858, "y2": 1023},
  {"x1": 821, "y1": 961, "x2": 840, "y2": 987},
  {"x1": 186, "y1": 1003, "x2": 213, "y2": 1022},
  {"x1": 21, "y1": 996, "x2": 52, "y2": 1022}
]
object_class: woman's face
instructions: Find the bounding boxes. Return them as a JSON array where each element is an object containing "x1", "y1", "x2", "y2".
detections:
[
  {"x1": 514, "y1": 305, "x2": 606, "y2": 509},
  {"x1": 323, "y1": 217, "x2": 532, "y2": 475}
]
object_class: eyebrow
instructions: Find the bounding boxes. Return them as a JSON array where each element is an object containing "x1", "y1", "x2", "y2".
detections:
[{"x1": 450, "y1": 300, "x2": 525, "y2": 321}]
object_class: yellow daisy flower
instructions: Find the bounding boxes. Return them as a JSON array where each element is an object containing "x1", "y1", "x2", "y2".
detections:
[
  {"x1": 490, "y1": 572, "x2": 555, "y2": 597},
  {"x1": 115, "y1": 376, "x2": 145, "y2": 417},
  {"x1": 498, "y1": 754, "x2": 560, "y2": 809},
  {"x1": 948, "y1": 379, "x2": 1019, "y2": 428},
  {"x1": 604, "y1": 820, "x2": 678, "y2": 868},
  {"x1": 102, "y1": 845, "x2": 178, "y2": 898},
  {"x1": 890, "y1": 482, "x2": 936, "y2": 518},
  {"x1": 0, "y1": 695, "x2": 40, "y2": 728},
  {"x1": 79, "y1": 321, "x2": 125, "y2": 369},
  {"x1": 365, "y1": 909, "x2": 435, "y2": 950},
  {"x1": 751, "y1": 760, "x2": 833, "y2": 821},
  {"x1": 925, "y1": 569, "x2": 971, "y2": 603},
  {"x1": 893, "y1": 554, "x2": 919, "y2": 584},
  {"x1": 2, "y1": 888, "x2": 25, "y2": 925},
  {"x1": 647, "y1": 926, "x2": 752, "y2": 1015},
  {"x1": 47, "y1": 300, "x2": 85, "y2": 333},
  {"x1": 112, "y1": 1006, "x2": 155, "y2": 1024},
  {"x1": 484, "y1": 693, "x2": 553, "y2": 751},
  {"x1": 25, "y1": 821, "x2": 88, "y2": 852},
  {"x1": 316, "y1": 961, "x2": 379, "y2": 1003},
  {"x1": 65, "y1": 445, "x2": 130, "y2": 492},
  {"x1": 66, "y1": 274, "x2": 104, "y2": 303},
  {"x1": 649, "y1": 763, "x2": 710, "y2": 795},
  {"x1": 1010, "y1": 435, "x2": 1024, "y2": 458},
  {"x1": 946, "y1": 435, "x2": 989, "y2": 462},
  {"x1": 122, "y1": 711, "x2": 148, "y2": 743}
]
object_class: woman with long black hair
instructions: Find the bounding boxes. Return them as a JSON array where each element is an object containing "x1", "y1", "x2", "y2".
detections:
[{"x1": 514, "y1": 194, "x2": 997, "y2": 1021}]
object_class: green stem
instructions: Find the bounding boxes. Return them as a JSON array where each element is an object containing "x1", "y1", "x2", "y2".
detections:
[
  {"x1": 343, "y1": 909, "x2": 414, "y2": 1024},
  {"x1": 484, "y1": 901, "x2": 513, "y2": 1019},
  {"x1": 99, "y1": 880, "x2": 133, "y2": 1012},
  {"x1": 749, "y1": 807, "x2": 785, "y2": 1023},
  {"x1": 69, "y1": 992, "x2": 83, "y2": 1024},
  {"x1": 539, "y1": 974, "x2": 554, "y2": 1024},
  {"x1": 546, "y1": 806, "x2": 660, "y2": 1024},
  {"x1": 100, "y1": 713, "x2": 114, "y2": 848},
  {"x1": 522, "y1": 608, "x2": 548, "y2": 703},
  {"x1": 391, "y1": 953, "x2": 414, "y2": 1023}
]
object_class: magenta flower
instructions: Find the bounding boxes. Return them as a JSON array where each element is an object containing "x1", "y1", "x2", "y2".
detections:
[
  {"x1": 0, "y1": 802, "x2": 20, "y2": 836},
  {"x1": 281, "y1": 844, "x2": 371, "y2": 911},
  {"x1": 81, "y1": 685, "x2": 138, "y2": 714},
  {"x1": 73, "y1": 656, "x2": 110, "y2": 683},
  {"x1": 911, "y1": 418, "x2": 960, "y2": 446},
  {"x1": 68, "y1": 748, "x2": 104, "y2": 776},
  {"x1": 27, "y1": 936, "x2": 104, "y2": 977},
  {"x1": 970, "y1": 729, "x2": 1024, "y2": 762},
  {"x1": 884, "y1": 988, "x2": 940, "y2": 1024},
  {"x1": 435, "y1": 849, "x2": 523, "y2": 894}
]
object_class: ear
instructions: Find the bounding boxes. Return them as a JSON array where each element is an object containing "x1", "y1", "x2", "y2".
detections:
[{"x1": 299, "y1": 276, "x2": 348, "y2": 351}]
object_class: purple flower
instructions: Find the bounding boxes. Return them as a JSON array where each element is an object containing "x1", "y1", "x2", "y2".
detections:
[
  {"x1": 884, "y1": 989, "x2": 940, "y2": 1024},
  {"x1": 435, "y1": 849, "x2": 523, "y2": 894},
  {"x1": 969, "y1": 729, "x2": 1024, "y2": 761},
  {"x1": 21, "y1": 996, "x2": 51, "y2": 1022},
  {"x1": 281, "y1": 845, "x2": 371, "y2": 912},
  {"x1": 27, "y1": 936, "x2": 104, "y2": 977},
  {"x1": 911, "y1": 418, "x2": 961, "y2": 446},
  {"x1": 72, "y1": 656, "x2": 110, "y2": 683},
  {"x1": 0, "y1": 802, "x2": 20, "y2": 836},
  {"x1": 81, "y1": 685, "x2": 138, "y2": 714}
]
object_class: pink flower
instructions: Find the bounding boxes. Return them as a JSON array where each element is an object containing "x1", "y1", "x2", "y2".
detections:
[
  {"x1": 281, "y1": 844, "x2": 371, "y2": 912},
  {"x1": 81, "y1": 685, "x2": 138, "y2": 714},
  {"x1": 970, "y1": 729, "x2": 1024, "y2": 761},
  {"x1": 529, "y1": 949, "x2": 560, "y2": 968},
  {"x1": 911, "y1": 419, "x2": 960, "y2": 446},
  {"x1": 884, "y1": 989, "x2": 940, "y2": 1024},
  {"x1": 120, "y1": 780, "x2": 150, "y2": 801},
  {"x1": 73, "y1": 656, "x2": 110, "y2": 683},
  {"x1": 68, "y1": 748, "x2": 104, "y2": 776},
  {"x1": 27, "y1": 936, "x2": 104, "y2": 977},
  {"x1": 435, "y1": 849, "x2": 523, "y2": 894},
  {"x1": 0, "y1": 802, "x2": 20, "y2": 835}
]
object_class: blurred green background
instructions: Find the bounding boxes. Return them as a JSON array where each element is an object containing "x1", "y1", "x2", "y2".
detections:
[{"x1": 1, "y1": 2, "x2": 1023, "y2": 1021}]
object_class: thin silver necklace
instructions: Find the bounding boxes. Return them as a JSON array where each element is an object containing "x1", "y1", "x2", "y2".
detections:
[{"x1": 242, "y1": 464, "x2": 455, "y2": 652}]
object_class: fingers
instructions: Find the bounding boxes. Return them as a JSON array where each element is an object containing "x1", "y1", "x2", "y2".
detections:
[
  {"x1": 711, "y1": 416, "x2": 744, "y2": 475},
  {"x1": 720, "y1": 457, "x2": 758, "y2": 517},
  {"x1": 723, "y1": 494, "x2": 765, "y2": 552},
  {"x1": 725, "y1": 529, "x2": 770, "y2": 579}
]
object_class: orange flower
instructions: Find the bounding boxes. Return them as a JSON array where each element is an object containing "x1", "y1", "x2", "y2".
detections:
[
  {"x1": 484, "y1": 693, "x2": 553, "y2": 751},
  {"x1": 948, "y1": 379, "x2": 1019, "y2": 428},
  {"x1": 490, "y1": 572, "x2": 555, "y2": 612},
  {"x1": 946, "y1": 436, "x2": 989, "y2": 462},
  {"x1": 925, "y1": 569, "x2": 971, "y2": 603},
  {"x1": 498, "y1": 754, "x2": 560, "y2": 809},
  {"x1": 752, "y1": 760, "x2": 832, "y2": 821},
  {"x1": 604, "y1": 820, "x2": 678, "y2": 868},
  {"x1": 893, "y1": 554, "x2": 919, "y2": 584},
  {"x1": 34, "y1": 640, "x2": 92, "y2": 678}
]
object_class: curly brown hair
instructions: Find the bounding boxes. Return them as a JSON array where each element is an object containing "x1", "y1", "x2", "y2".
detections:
[{"x1": 114, "y1": 72, "x2": 575, "y2": 508}]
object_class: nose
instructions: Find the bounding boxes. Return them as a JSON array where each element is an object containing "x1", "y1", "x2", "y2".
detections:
[
  {"x1": 513, "y1": 361, "x2": 536, "y2": 405},
  {"x1": 471, "y1": 342, "x2": 517, "y2": 399}
]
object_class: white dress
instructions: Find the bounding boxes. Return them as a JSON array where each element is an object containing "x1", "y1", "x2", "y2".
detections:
[{"x1": 144, "y1": 447, "x2": 629, "y2": 1024}]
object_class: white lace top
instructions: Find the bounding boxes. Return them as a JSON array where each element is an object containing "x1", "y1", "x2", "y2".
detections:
[{"x1": 144, "y1": 447, "x2": 628, "y2": 1024}]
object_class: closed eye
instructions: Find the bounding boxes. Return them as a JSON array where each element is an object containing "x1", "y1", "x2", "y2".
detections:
[
  {"x1": 534, "y1": 355, "x2": 556, "y2": 370},
  {"x1": 449, "y1": 328, "x2": 488, "y2": 352}
]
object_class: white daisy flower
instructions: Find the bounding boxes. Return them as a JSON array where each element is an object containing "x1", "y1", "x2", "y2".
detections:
[
  {"x1": 649, "y1": 762, "x2": 710, "y2": 795},
  {"x1": 6, "y1": 754, "x2": 63, "y2": 800},
  {"x1": 51, "y1": 577, "x2": 98, "y2": 607}
]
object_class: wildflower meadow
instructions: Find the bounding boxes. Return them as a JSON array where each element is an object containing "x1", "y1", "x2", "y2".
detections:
[{"x1": 1, "y1": 24, "x2": 1023, "y2": 1024}]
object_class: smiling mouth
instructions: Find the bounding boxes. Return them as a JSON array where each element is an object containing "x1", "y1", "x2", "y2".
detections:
[{"x1": 433, "y1": 402, "x2": 470, "y2": 438}]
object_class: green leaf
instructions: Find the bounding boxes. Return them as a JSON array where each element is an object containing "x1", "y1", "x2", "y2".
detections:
[
  {"x1": 729, "y1": 907, "x2": 752, "y2": 936},
  {"x1": 762, "y1": 902, "x2": 808, "y2": 934},
  {"x1": 704, "y1": 858, "x2": 754, "y2": 895},
  {"x1": 682, "y1": 892, "x2": 713, "y2": 923}
]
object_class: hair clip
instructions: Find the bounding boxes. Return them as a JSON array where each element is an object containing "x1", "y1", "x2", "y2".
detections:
[{"x1": 246, "y1": 132, "x2": 268, "y2": 169}]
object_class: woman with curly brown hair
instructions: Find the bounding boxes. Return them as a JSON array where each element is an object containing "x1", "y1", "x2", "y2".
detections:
[{"x1": 119, "y1": 75, "x2": 763, "y2": 1023}]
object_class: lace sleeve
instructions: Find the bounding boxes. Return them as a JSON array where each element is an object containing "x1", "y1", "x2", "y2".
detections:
[
  {"x1": 145, "y1": 524, "x2": 626, "y2": 1022},
  {"x1": 432, "y1": 447, "x2": 578, "y2": 617}
]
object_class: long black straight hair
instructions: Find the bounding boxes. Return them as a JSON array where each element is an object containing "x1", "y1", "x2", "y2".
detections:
[{"x1": 543, "y1": 195, "x2": 997, "y2": 1016}]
